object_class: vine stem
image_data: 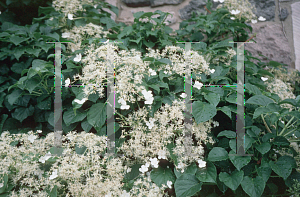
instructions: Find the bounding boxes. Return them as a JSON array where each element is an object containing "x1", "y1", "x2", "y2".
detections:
[{"x1": 261, "y1": 114, "x2": 272, "y2": 133}]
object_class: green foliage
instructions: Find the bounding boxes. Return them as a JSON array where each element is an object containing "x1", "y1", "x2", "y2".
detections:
[{"x1": 1, "y1": 0, "x2": 300, "y2": 196}]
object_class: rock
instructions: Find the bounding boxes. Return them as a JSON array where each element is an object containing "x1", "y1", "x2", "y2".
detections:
[
  {"x1": 279, "y1": 8, "x2": 289, "y2": 21},
  {"x1": 245, "y1": 23, "x2": 292, "y2": 67},
  {"x1": 248, "y1": 0, "x2": 275, "y2": 21},
  {"x1": 150, "y1": 0, "x2": 184, "y2": 7},
  {"x1": 179, "y1": 0, "x2": 208, "y2": 20},
  {"x1": 122, "y1": 0, "x2": 151, "y2": 7}
]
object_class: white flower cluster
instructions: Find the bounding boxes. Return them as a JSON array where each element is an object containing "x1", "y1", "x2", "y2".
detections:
[
  {"x1": 265, "y1": 78, "x2": 296, "y2": 111},
  {"x1": 216, "y1": 0, "x2": 260, "y2": 23}
]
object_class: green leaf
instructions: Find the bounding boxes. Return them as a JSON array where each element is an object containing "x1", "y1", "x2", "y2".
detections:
[
  {"x1": 273, "y1": 136, "x2": 290, "y2": 147},
  {"x1": 241, "y1": 176, "x2": 265, "y2": 197},
  {"x1": 124, "y1": 164, "x2": 142, "y2": 181},
  {"x1": 9, "y1": 35, "x2": 29, "y2": 45},
  {"x1": 75, "y1": 144, "x2": 87, "y2": 155},
  {"x1": 49, "y1": 147, "x2": 64, "y2": 157},
  {"x1": 257, "y1": 165, "x2": 272, "y2": 183},
  {"x1": 63, "y1": 108, "x2": 86, "y2": 126},
  {"x1": 217, "y1": 130, "x2": 236, "y2": 138},
  {"x1": 11, "y1": 105, "x2": 34, "y2": 123},
  {"x1": 218, "y1": 106, "x2": 231, "y2": 119},
  {"x1": 25, "y1": 76, "x2": 41, "y2": 94},
  {"x1": 204, "y1": 92, "x2": 220, "y2": 107},
  {"x1": 25, "y1": 48, "x2": 41, "y2": 57},
  {"x1": 87, "y1": 103, "x2": 106, "y2": 130},
  {"x1": 150, "y1": 166, "x2": 176, "y2": 187},
  {"x1": 255, "y1": 142, "x2": 271, "y2": 154},
  {"x1": 253, "y1": 106, "x2": 270, "y2": 119},
  {"x1": 192, "y1": 101, "x2": 217, "y2": 124},
  {"x1": 228, "y1": 150, "x2": 251, "y2": 171},
  {"x1": 49, "y1": 185, "x2": 58, "y2": 197},
  {"x1": 246, "y1": 95, "x2": 275, "y2": 106},
  {"x1": 245, "y1": 83, "x2": 261, "y2": 95},
  {"x1": 207, "y1": 147, "x2": 228, "y2": 162},
  {"x1": 225, "y1": 93, "x2": 237, "y2": 104},
  {"x1": 257, "y1": 69, "x2": 274, "y2": 78},
  {"x1": 269, "y1": 158, "x2": 292, "y2": 180},
  {"x1": 7, "y1": 89, "x2": 23, "y2": 106},
  {"x1": 81, "y1": 119, "x2": 93, "y2": 133},
  {"x1": 229, "y1": 134, "x2": 255, "y2": 153},
  {"x1": 174, "y1": 174, "x2": 202, "y2": 197},
  {"x1": 117, "y1": 26, "x2": 133, "y2": 39},
  {"x1": 219, "y1": 170, "x2": 244, "y2": 191},
  {"x1": 195, "y1": 161, "x2": 217, "y2": 183},
  {"x1": 37, "y1": 96, "x2": 51, "y2": 110},
  {"x1": 0, "y1": 174, "x2": 8, "y2": 194},
  {"x1": 13, "y1": 47, "x2": 26, "y2": 61}
]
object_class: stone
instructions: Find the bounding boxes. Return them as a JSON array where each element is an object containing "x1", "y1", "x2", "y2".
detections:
[
  {"x1": 279, "y1": 8, "x2": 289, "y2": 21},
  {"x1": 291, "y1": 2, "x2": 300, "y2": 71},
  {"x1": 248, "y1": 0, "x2": 275, "y2": 21},
  {"x1": 150, "y1": 0, "x2": 184, "y2": 7},
  {"x1": 179, "y1": 0, "x2": 208, "y2": 20},
  {"x1": 244, "y1": 23, "x2": 292, "y2": 67},
  {"x1": 122, "y1": 0, "x2": 151, "y2": 7}
]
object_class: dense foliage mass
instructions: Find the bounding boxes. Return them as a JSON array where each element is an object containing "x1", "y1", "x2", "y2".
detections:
[{"x1": 1, "y1": 0, "x2": 300, "y2": 196}]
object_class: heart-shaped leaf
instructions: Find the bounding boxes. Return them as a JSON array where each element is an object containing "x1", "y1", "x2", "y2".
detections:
[
  {"x1": 219, "y1": 170, "x2": 244, "y2": 191},
  {"x1": 150, "y1": 166, "x2": 176, "y2": 187},
  {"x1": 228, "y1": 150, "x2": 251, "y2": 171},
  {"x1": 255, "y1": 142, "x2": 271, "y2": 155},
  {"x1": 269, "y1": 158, "x2": 292, "y2": 180},
  {"x1": 207, "y1": 147, "x2": 228, "y2": 162},
  {"x1": 241, "y1": 176, "x2": 265, "y2": 197},
  {"x1": 174, "y1": 174, "x2": 202, "y2": 197},
  {"x1": 196, "y1": 161, "x2": 217, "y2": 183}
]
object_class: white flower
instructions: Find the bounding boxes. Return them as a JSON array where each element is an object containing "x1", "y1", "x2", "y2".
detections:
[
  {"x1": 261, "y1": 77, "x2": 268, "y2": 81},
  {"x1": 74, "y1": 98, "x2": 87, "y2": 104},
  {"x1": 0, "y1": 11, "x2": 1, "y2": 15},
  {"x1": 139, "y1": 163, "x2": 149, "y2": 173},
  {"x1": 150, "y1": 158, "x2": 159, "y2": 168},
  {"x1": 193, "y1": 81, "x2": 203, "y2": 90},
  {"x1": 118, "y1": 98, "x2": 130, "y2": 110},
  {"x1": 121, "y1": 190, "x2": 130, "y2": 197},
  {"x1": 142, "y1": 89, "x2": 154, "y2": 105},
  {"x1": 219, "y1": 0, "x2": 224, "y2": 3},
  {"x1": 121, "y1": 104, "x2": 130, "y2": 110},
  {"x1": 230, "y1": 17, "x2": 235, "y2": 20},
  {"x1": 74, "y1": 53, "x2": 82, "y2": 62},
  {"x1": 167, "y1": 181, "x2": 172, "y2": 189},
  {"x1": 65, "y1": 78, "x2": 70, "y2": 87},
  {"x1": 127, "y1": 168, "x2": 131, "y2": 173},
  {"x1": 62, "y1": 32, "x2": 70, "y2": 38},
  {"x1": 177, "y1": 162, "x2": 185, "y2": 172},
  {"x1": 105, "y1": 192, "x2": 112, "y2": 197},
  {"x1": 94, "y1": 4, "x2": 98, "y2": 8},
  {"x1": 146, "y1": 118, "x2": 155, "y2": 129},
  {"x1": 230, "y1": 10, "x2": 240, "y2": 15},
  {"x1": 104, "y1": 39, "x2": 109, "y2": 44},
  {"x1": 281, "y1": 120, "x2": 284, "y2": 124},
  {"x1": 180, "y1": 93, "x2": 187, "y2": 98},
  {"x1": 39, "y1": 152, "x2": 52, "y2": 163},
  {"x1": 198, "y1": 159, "x2": 206, "y2": 168},
  {"x1": 68, "y1": 13, "x2": 73, "y2": 20},
  {"x1": 149, "y1": 68, "x2": 157, "y2": 76},
  {"x1": 213, "y1": 0, "x2": 219, "y2": 2},
  {"x1": 164, "y1": 70, "x2": 168, "y2": 74},
  {"x1": 251, "y1": 19, "x2": 257, "y2": 24},
  {"x1": 258, "y1": 16, "x2": 266, "y2": 21},
  {"x1": 158, "y1": 150, "x2": 167, "y2": 159},
  {"x1": 49, "y1": 169, "x2": 58, "y2": 180},
  {"x1": 0, "y1": 183, "x2": 3, "y2": 188},
  {"x1": 28, "y1": 134, "x2": 37, "y2": 143},
  {"x1": 49, "y1": 17, "x2": 53, "y2": 21},
  {"x1": 37, "y1": 130, "x2": 42, "y2": 133},
  {"x1": 210, "y1": 69, "x2": 215, "y2": 74}
]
